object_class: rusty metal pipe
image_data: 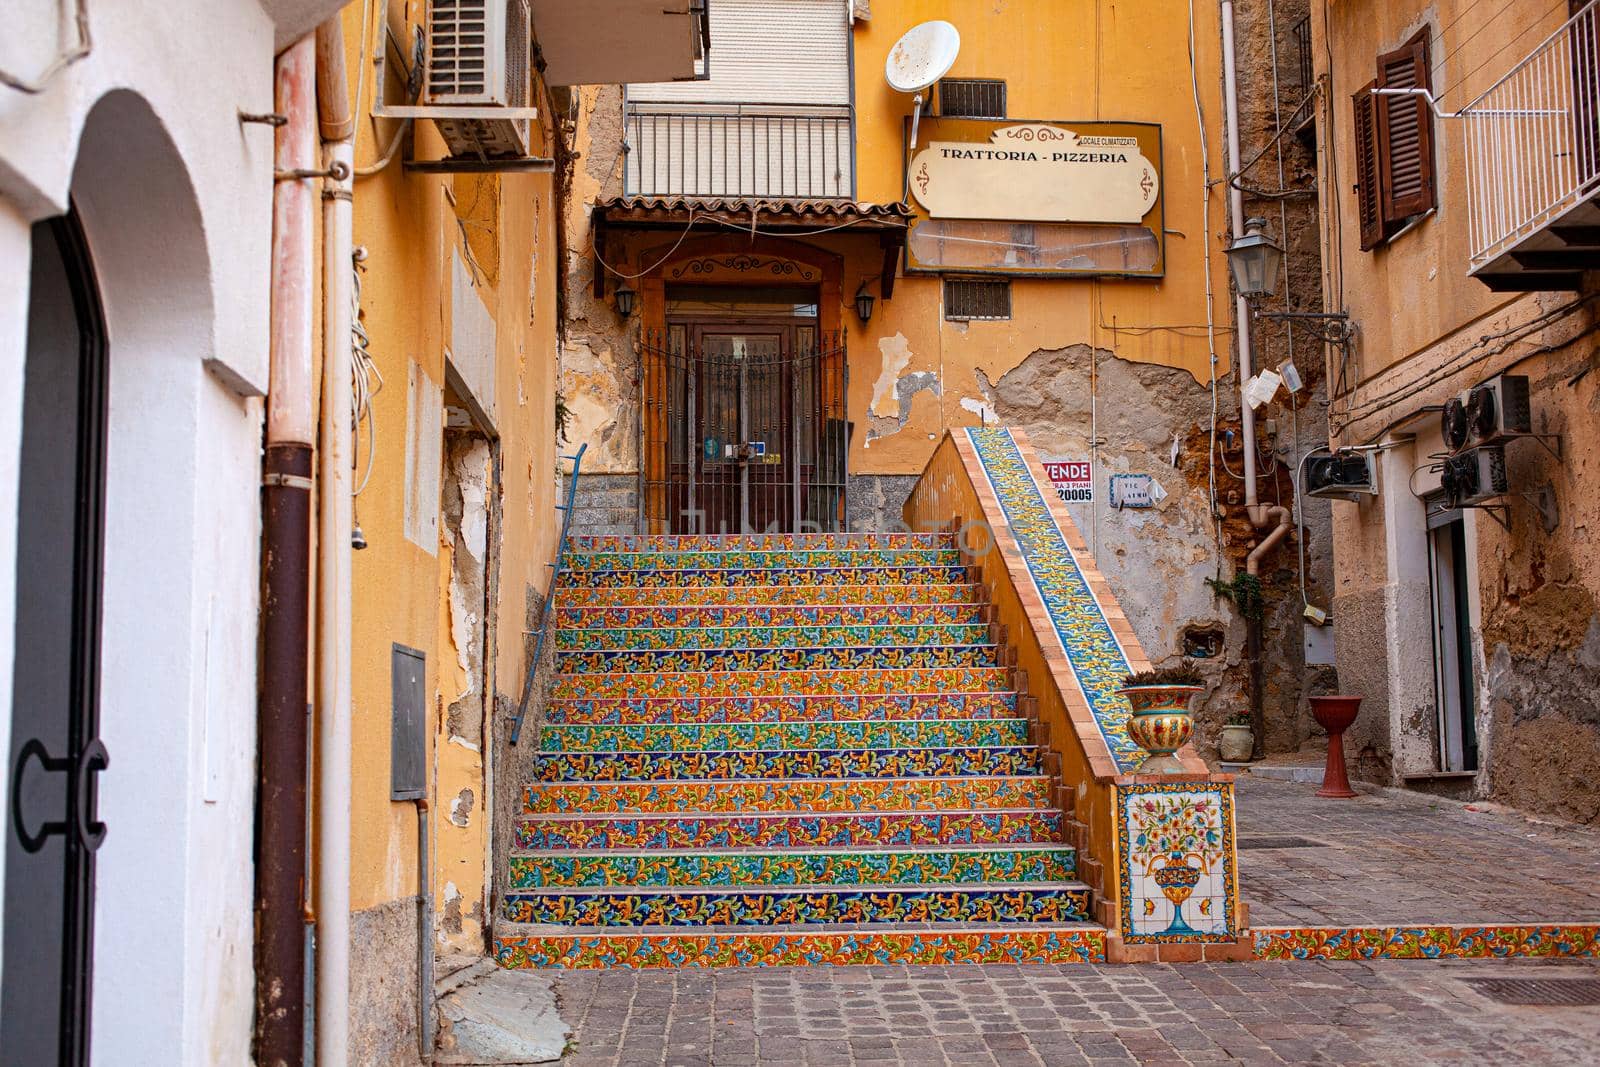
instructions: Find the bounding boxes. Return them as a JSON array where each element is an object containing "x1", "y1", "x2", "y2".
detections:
[{"x1": 256, "y1": 32, "x2": 317, "y2": 1067}]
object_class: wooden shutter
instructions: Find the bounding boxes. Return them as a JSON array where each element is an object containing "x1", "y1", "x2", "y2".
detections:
[
  {"x1": 1352, "y1": 81, "x2": 1385, "y2": 251},
  {"x1": 1376, "y1": 28, "x2": 1437, "y2": 221}
]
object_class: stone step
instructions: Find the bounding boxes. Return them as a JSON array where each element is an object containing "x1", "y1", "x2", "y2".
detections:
[
  {"x1": 554, "y1": 602, "x2": 989, "y2": 630},
  {"x1": 507, "y1": 845, "x2": 1078, "y2": 889},
  {"x1": 549, "y1": 667, "x2": 1013, "y2": 701},
  {"x1": 500, "y1": 881, "x2": 1092, "y2": 927},
  {"x1": 554, "y1": 643, "x2": 998, "y2": 676},
  {"x1": 562, "y1": 548, "x2": 964, "y2": 572},
  {"x1": 535, "y1": 718, "x2": 1030, "y2": 754},
  {"x1": 514, "y1": 807, "x2": 1062, "y2": 850},
  {"x1": 543, "y1": 691, "x2": 1018, "y2": 726},
  {"x1": 567, "y1": 532, "x2": 955, "y2": 552},
  {"x1": 557, "y1": 565, "x2": 971, "y2": 590},
  {"x1": 556, "y1": 583, "x2": 982, "y2": 608},
  {"x1": 521, "y1": 775, "x2": 1050, "y2": 815},
  {"x1": 529, "y1": 745, "x2": 1039, "y2": 783},
  {"x1": 494, "y1": 922, "x2": 1106, "y2": 968},
  {"x1": 555, "y1": 622, "x2": 993, "y2": 652}
]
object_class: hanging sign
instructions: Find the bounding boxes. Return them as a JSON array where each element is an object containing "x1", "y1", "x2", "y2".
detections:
[
  {"x1": 903, "y1": 117, "x2": 1165, "y2": 278},
  {"x1": 910, "y1": 124, "x2": 1159, "y2": 224},
  {"x1": 1043, "y1": 460, "x2": 1093, "y2": 503}
]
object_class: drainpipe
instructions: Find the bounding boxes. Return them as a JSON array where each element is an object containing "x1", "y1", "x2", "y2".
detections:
[
  {"x1": 1245, "y1": 505, "x2": 1293, "y2": 759},
  {"x1": 314, "y1": 16, "x2": 355, "y2": 1067},
  {"x1": 1220, "y1": 0, "x2": 1262, "y2": 519},
  {"x1": 257, "y1": 32, "x2": 316, "y2": 1067}
]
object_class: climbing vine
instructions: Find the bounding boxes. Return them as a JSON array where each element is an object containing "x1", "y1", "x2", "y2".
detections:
[{"x1": 1206, "y1": 572, "x2": 1265, "y2": 623}]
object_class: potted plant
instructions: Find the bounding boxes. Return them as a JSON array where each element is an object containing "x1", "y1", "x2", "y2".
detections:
[
  {"x1": 1117, "y1": 661, "x2": 1204, "y2": 774},
  {"x1": 1219, "y1": 711, "x2": 1254, "y2": 763}
]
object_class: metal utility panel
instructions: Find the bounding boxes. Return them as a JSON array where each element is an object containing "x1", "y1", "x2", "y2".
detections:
[{"x1": 391, "y1": 644, "x2": 427, "y2": 801}]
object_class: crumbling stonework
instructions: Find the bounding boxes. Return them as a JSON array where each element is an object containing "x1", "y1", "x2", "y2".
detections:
[
  {"x1": 350, "y1": 897, "x2": 423, "y2": 1067},
  {"x1": 987, "y1": 344, "x2": 1334, "y2": 756}
]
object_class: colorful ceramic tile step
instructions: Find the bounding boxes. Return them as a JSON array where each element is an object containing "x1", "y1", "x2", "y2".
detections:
[
  {"x1": 497, "y1": 532, "x2": 1102, "y2": 968},
  {"x1": 544, "y1": 692, "x2": 1019, "y2": 726}
]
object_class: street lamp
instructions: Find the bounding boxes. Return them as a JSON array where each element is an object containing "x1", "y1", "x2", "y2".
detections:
[
  {"x1": 854, "y1": 288, "x2": 876, "y2": 326},
  {"x1": 1224, "y1": 217, "x2": 1284, "y2": 299},
  {"x1": 614, "y1": 285, "x2": 636, "y2": 317}
]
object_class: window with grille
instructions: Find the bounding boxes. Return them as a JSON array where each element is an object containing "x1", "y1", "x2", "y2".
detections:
[
  {"x1": 1352, "y1": 27, "x2": 1436, "y2": 250},
  {"x1": 944, "y1": 279, "x2": 1012, "y2": 320},
  {"x1": 938, "y1": 78, "x2": 1007, "y2": 119}
]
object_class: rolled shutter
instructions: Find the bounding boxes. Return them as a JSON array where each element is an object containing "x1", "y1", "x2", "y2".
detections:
[
  {"x1": 629, "y1": 0, "x2": 851, "y2": 105},
  {"x1": 1352, "y1": 81, "x2": 1386, "y2": 251},
  {"x1": 1376, "y1": 28, "x2": 1436, "y2": 221}
]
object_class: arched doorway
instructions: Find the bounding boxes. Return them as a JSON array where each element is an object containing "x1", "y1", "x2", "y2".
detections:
[{"x1": 1, "y1": 207, "x2": 109, "y2": 1065}]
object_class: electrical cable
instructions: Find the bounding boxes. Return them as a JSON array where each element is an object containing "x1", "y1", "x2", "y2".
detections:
[
  {"x1": 352, "y1": 4, "x2": 419, "y2": 179},
  {"x1": 1187, "y1": 0, "x2": 1225, "y2": 567},
  {"x1": 0, "y1": 0, "x2": 91, "y2": 94},
  {"x1": 1433, "y1": 0, "x2": 1572, "y2": 106},
  {"x1": 350, "y1": 248, "x2": 385, "y2": 498}
]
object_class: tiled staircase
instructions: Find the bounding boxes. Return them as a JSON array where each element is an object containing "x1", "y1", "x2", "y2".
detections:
[{"x1": 495, "y1": 532, "x2": 1106, "y2": 968}]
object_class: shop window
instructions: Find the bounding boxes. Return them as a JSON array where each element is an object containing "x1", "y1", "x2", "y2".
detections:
[
  {"x1": 1352, "y1": 27, "x2": 1436, "y2": 250},
  {"x1": 944, "y1": 279, "x2": 1012, "y2": 321},
  {"x1": 938, "y1": 78, "x2": 1007, "y2": 119}
]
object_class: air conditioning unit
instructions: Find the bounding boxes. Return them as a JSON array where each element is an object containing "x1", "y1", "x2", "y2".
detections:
[
  {"x1": 424, "y1": 0, "x2": 532, "y2": 158},
  {"x1": 1304, "y1": 450, "x2": 1377, "y2": 501},
  {"x1": 1464, "y1": 374, "x2": 1531, "y2": 449},
  {"x1": 1440, "y1": 395, "x2": 1470, "y2": 453},
  {"x1": 1441, "y1": 446, "x2": 1509, "y2": 508}
]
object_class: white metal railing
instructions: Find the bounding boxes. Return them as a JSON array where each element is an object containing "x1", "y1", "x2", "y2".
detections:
[
  {"x1": 624, "y1": 102, "x2": 856, "y2": 200},
  {"x1": 1462, "y1": 0, "x2": 1600, "y2": 270}
]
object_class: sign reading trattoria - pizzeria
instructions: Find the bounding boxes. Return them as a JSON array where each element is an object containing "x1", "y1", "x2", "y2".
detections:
[{"x1": 910, "y1": 123, "x2": 1160, "y2": 225}]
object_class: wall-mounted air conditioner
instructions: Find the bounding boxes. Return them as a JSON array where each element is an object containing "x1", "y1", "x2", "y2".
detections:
[
  {"x1": 1441, "y1": 446, "x2": 1509, "y2": 508},
  {"x1": 424, "y1": 0, "x2": 533, "y2": 158},
  {"x1": 1440, "y1": 374, "x2": 1531, "y2": 454},
  {"x1": 1304, "y1": 450, "x2": 1377, "y2": 501}
]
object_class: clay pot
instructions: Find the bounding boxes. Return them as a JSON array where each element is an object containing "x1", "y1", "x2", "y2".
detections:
[
  {"x1": 1218, "y1": 723, "x2": 1254, "y2": 763},
  {"x1": 1309, "y1": 694, "x2": 1362, "y2": 798},
  {"x1": 1119, "y1": 685, "x2": 1202, "y2": 774}
]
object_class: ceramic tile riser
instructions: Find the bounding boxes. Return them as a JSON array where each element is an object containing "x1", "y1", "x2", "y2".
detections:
[{"x1": 495, "y1": 532, "x2": 1104, "y2": 969}]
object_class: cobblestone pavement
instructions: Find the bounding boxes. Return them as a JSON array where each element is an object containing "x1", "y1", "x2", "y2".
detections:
[
  {"x1": 548, "y1": 957, "x2": 1600, "y2": 1065},
  {"x1": 1234, "y1": 774, "x2": 1600, "y2": 925}
]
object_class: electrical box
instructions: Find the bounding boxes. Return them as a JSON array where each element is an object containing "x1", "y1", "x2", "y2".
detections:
[
  {"x1": 1303, "y1": 621, "x2": 1336, "y2": 666},
  {"x1": 1109, "y1": 473, "x2": 1158, "y2": 509},
  {"x1": 391, "y1": 644, "x2": 427, "y2": 801}
]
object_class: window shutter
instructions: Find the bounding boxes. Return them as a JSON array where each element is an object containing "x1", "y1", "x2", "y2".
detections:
[
  {"x1": 629, "y1": 0, "x2": 851, "y2": 105},
  {"x1": 1376, "y1": 28, "x2": 1436, "y2": 221},
  {"x1": 1352, "y1": 81, "x2": 1385, "y2": 251}
]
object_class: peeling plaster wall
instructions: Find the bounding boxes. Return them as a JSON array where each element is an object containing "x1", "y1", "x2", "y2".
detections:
[
  {"x1": 1315, "y1": 0, "x2": 1600, "y2": 820},
  {"x1": 988, "y1": 345, "x2": 1333, "y2": 753}
]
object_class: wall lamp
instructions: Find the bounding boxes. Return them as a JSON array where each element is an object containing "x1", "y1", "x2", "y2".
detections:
[
  {"x1": 614, "y1": 284, "x2": 636, "y2": 317},
  {"x1": 1224, "y1": 216, "x2": 1284, "y2": 299},
  {"x1": 854, "y1": 286, "x2": 876, "y2": 325}
]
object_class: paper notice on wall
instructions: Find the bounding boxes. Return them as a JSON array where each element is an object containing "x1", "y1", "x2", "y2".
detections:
[{"x1": 1042, "y1": 460, "x2": 1093, "y2": 503}]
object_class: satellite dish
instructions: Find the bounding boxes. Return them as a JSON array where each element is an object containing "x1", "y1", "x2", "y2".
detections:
[{"x1": 886, "y1": 20, "x2": 960, "y2": 150}]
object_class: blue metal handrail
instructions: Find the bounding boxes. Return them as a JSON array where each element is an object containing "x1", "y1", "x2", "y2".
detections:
[{"x1": 509, "y1": 442, "x2": 587, "y2": 745}]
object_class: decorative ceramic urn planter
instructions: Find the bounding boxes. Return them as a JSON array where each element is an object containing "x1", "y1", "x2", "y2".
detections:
[
  {"x1": 1119, "y1": 685, "x2": 1202, "y2": 774},
  {"x1": 1309, "y1": 694, "x2": 1362, "y2": 798},
  {"x1": 1218, "y1": 723, "x2": 1254, "y2": 763}
]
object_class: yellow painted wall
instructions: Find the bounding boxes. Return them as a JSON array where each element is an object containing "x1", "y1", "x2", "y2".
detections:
[
  {"x1": 845, "y1": 0, "x2": 1232, "y2": 476},
  {"x1": 338, "y1": 0, "x2": 561, "y2": 953}
]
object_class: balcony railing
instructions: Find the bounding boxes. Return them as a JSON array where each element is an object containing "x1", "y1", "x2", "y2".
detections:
[
  {"x1": 624, "y1": 102, "x2": 856, "y2": 200},
  {"x1": 1462, "y1": 0, "x2": 1600, "y2": 272}
]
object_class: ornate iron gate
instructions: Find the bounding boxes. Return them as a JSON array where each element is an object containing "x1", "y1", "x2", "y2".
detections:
[{"x1": 642, "y1": 327, "x2": 847, "y2": 534}]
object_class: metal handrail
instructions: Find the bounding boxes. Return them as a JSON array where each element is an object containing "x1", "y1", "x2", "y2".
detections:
[{"x1": 508, "y1": 442, "x2": 587, "y2": 745}]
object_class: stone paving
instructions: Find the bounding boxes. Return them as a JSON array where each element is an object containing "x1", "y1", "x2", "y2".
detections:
[
  {"x1": 547, "y1": 957, "x2": 1600, "y2": 1065},
  {"x1": 1235, "y1": 774, "x2": 1600, "y2": 926}
]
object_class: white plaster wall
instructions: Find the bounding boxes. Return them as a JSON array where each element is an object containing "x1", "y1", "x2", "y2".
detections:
[{"x1": 0, "y1": 0, "x2": 341, "y2": 1059}]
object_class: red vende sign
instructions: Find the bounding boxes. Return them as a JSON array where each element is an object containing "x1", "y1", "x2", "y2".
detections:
[{"x1": 1042, "y1": 460, "x2": 1093, "y2": 502}]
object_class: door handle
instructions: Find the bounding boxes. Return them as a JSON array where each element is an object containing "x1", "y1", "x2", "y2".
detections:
[{"x1": 9, "y1": 735, "x2": 109, "y2": 854}]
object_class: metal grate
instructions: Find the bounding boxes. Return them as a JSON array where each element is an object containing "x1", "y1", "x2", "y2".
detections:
[
  {"x1": 939, "y1": 78, "x2": 1007, "y2": 119},
  {"x1": 427, "y1": 0, "x2": 489, "y2": 98},
  {"x1": 1465, "y1": 978, "x2": 1600, "y2": 1006},
  {"x1": 1238, "y1": 835, "x2": 1325, "y2": 850},
  {"x1": 944, "y1": 279, "x2": 1012, "y2": 321}
]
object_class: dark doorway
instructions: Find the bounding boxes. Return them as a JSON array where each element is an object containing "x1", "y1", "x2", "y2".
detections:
[
  {"x1": 2, "y1": 210, "x2": 111, "y2": 1065},
  {"x1": 1426, "y1": 505, "x2": 1479, "y2": 773},
  {"x1": 642, "y1": 286, "x2": 848, "y2": 534}
]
